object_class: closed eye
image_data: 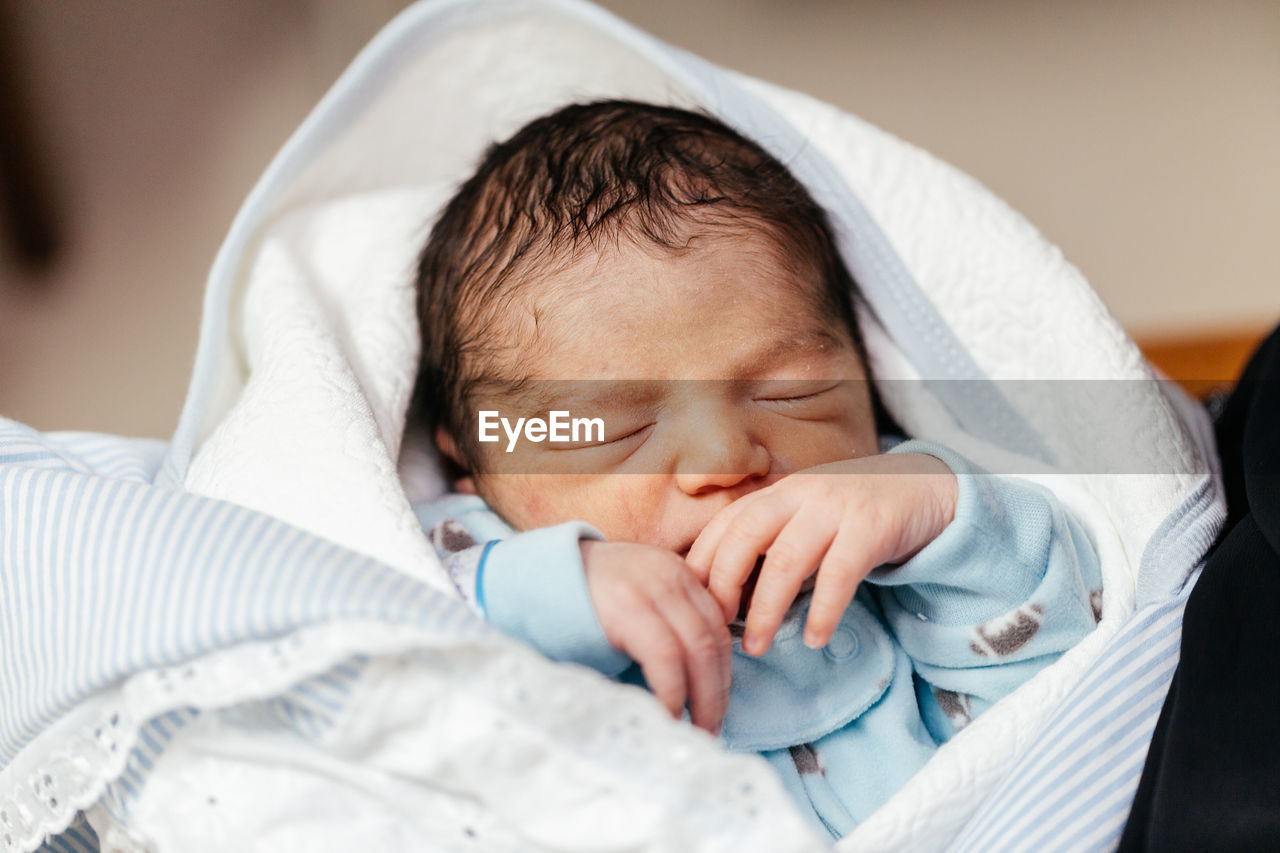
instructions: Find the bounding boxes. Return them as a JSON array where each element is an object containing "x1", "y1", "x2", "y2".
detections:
[
  {"x1": 753, "y1": 383, "x2": 847, "y2": 422},
  {"x1": 551, "y1": 423, "x2": 653, "y2": 450},
  {"x1": 754, "y1": 382, "x2": 841, "y2": 404}
]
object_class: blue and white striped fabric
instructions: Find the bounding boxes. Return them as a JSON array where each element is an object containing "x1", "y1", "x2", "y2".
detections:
[
  {"x1": 951, "y1": 579, "x2": 1194, "y2": 852},
  {"x1": 33, "y1": 814, "x2": 98, "y2": 853},
  {"x1": 0, "y1": 418, "x2": 485, "y2": 853}
]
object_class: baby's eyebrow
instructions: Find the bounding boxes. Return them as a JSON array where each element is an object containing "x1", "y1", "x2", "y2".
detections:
[
  {"x1": 479, "y1": 378, "x2": 667, "y2": 413},
  {"x1": 730, "y1": 326, "x2": 849, "y2": 376}
]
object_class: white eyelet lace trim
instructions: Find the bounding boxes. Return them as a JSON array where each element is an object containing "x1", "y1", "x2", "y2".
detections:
[
  {"x1": 4, "y1": 620, "x2": 825, "y2": 853},
  {"x1": 1, "y1": 621, "x2": 467, "y2": 853}
]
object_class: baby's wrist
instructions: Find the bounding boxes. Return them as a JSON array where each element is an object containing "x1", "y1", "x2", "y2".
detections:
[
  {"x1": 913, "y1": 452, "x2": 958, "y2": 533},
  {"x1": 579, "y1": 538, "x2": 603, "y2": 572},
  {"x1": 879, "y1": 451, "x2": 959, "y2": 564}
]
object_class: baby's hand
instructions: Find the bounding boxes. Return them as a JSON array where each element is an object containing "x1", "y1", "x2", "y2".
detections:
[
  {"x1": 685, "y1": 453, "x2": 958, "y2": 657},
  {"x1": 580, "y1": 540, "x2": 733, "y2": 734}
]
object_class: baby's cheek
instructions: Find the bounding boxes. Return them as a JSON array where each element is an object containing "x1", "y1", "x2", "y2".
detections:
[
  {"x1": 523, "y1": 479, "x2": 617, "y2": 532},
  {"x1": 476, "y1": 475, "x2": 556, "y2": 530},
  {"x1": 491, "y1": 475, "x2": 671, "y2": 547},
  {"x1": 569, "y1": 482, "x2": 661, "y2": 546},
  {"x1": 521, "y1": 490, "x2": 548, "y2": 521}
]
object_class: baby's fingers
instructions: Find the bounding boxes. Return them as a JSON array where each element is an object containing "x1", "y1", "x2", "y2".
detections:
[
  {"x1": 685, "y1": 502, "x2": 737, "y2": 585},
  {"x1": 693, "y1": 494, "x2": 798, "y2": 622},
  {"x1": 617, "y1": 609, "x2": 689, "y2": 722},
  {"x1": 659, "y1": 577, "x2": 733, "y2": 733},
  {"x1": 742, "y1": 507, "x2": 837, "y2": 656},
  {"x1": 803, "y1": 525, "x2": 877, "y2": 648}
]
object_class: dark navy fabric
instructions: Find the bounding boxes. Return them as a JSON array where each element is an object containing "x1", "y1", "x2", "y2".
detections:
[{"x1": 1120, "y1": 321, "x2": 1280, "y2": 852}]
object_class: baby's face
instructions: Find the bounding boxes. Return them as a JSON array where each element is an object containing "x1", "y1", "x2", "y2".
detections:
[{"x1": 449, "y1": 231, "x2": 878, "y2": 554}]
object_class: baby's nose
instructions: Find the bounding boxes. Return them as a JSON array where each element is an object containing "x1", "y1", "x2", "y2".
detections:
[{"x1": 673, "y1": 418, "x2": 769, "y2": 496}]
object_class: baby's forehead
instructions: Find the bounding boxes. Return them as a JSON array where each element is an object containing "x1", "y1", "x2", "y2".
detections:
[
  {"x1": 465, "y1": 235, "x2": 857, "y2": 386},
  {"x1": 510, "y1": 224, "x2": 834, "y2": 320}
]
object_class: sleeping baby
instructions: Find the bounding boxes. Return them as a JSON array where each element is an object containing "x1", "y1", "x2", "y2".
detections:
[{"x1": 408, "y1": 100, "x2": 1103, "y2": 839}]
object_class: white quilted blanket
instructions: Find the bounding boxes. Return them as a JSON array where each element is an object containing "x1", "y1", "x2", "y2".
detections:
[{"x1": 145, "y1": 0, "x2": 1222, "y2": 849}]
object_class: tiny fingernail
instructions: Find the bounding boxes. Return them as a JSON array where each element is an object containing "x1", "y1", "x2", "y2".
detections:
[
  {"x1": 804, "y1": 629, "x2": 824, "y2": 649},
  {"x1": 743, "y1": 631, "x2": 762, "y2": 655}
]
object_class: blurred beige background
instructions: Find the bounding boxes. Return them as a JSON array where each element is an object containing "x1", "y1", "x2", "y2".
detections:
[{"x1": 1, "y1": 0, "x2": 1277, "y2": 438}]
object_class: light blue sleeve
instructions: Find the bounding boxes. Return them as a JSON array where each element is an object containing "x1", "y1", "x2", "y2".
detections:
[
  {"x1": 866, "y1": 440, "x2": 1104, "y2": 736},
  {"x1": 414, "y1": 496, "x2": 632, "y2": 677}
]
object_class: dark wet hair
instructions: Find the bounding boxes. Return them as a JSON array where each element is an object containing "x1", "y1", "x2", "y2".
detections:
[{"x1": 410, "y1": 99, "x2": 868, "y2": 468}]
